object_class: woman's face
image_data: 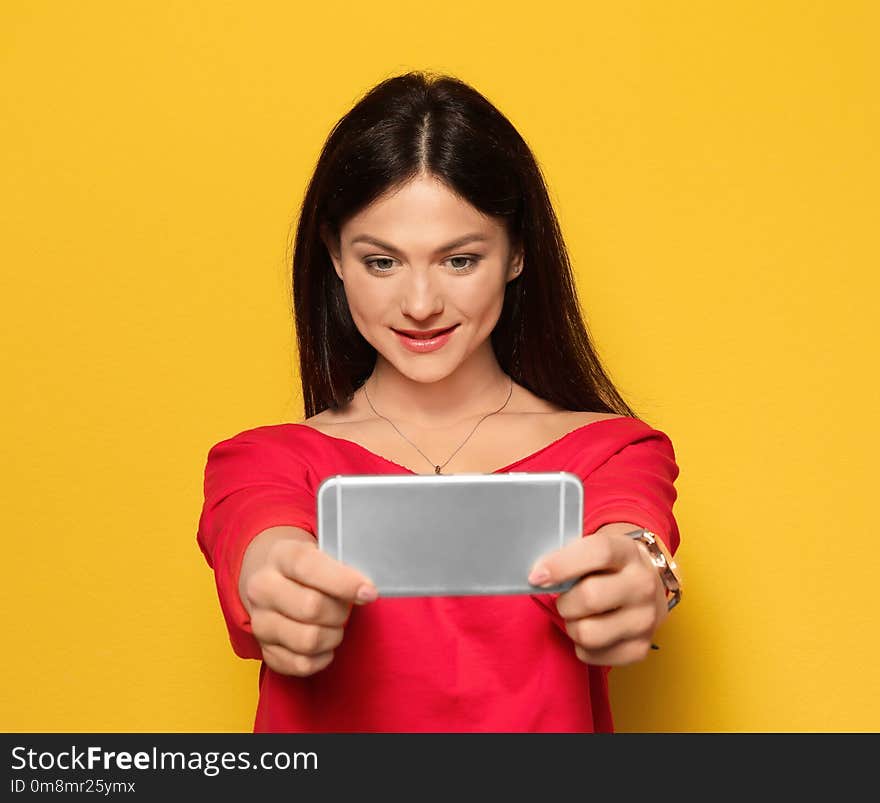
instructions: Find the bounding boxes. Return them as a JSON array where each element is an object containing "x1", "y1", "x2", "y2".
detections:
[{"x1": 325, "y1": 173, "x2": 522, "y2": 383}]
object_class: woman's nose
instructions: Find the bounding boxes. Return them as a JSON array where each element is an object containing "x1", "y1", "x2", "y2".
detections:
[{"x1": 399, "y1": 271, "x2": 444, "y2": 318}]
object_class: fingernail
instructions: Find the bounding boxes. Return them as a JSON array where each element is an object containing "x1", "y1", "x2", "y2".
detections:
[
  {"x1": 356, "y1": 584, "x2": 378, "y2": 603},
  {"x1": 528, "y1": 566, "x2": 550, "y2": 586}
]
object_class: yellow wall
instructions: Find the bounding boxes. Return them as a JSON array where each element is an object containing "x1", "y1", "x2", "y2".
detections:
[{"x1": 2, "y1": 1, "x2": 876, "y2": 732}]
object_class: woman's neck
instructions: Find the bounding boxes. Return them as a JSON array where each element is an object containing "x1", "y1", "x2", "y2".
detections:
[{"x1": 363, "y1": 352, "x2": 513, "y2": 431}]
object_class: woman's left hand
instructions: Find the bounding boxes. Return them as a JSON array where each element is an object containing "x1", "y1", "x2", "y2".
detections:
[{"x1": 527, "y1": 523, "x2": 669, "y2": 666}]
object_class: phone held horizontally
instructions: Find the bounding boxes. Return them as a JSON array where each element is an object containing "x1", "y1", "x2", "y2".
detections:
[{"x1": 317, "y1": 471, "x2": 584, "y2": 597}]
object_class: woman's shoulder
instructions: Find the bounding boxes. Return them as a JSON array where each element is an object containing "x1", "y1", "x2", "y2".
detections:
[
  {"x1": 558, "y1": 411, "x2": 637, "y2": 427},
  {"x1": 545, "y1": 410, "x2": 655, "y2": 440},
  {"x1": 206, "y1": 419, "x2": 329, "y2": 463},
  {"x1": 545, "y1": 410, "x2": 676, "y2": 467}
]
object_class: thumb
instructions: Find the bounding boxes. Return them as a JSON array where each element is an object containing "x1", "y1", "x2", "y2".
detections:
[{"x1": 280, "y1": 543, "x2": 379, "y2": 604}]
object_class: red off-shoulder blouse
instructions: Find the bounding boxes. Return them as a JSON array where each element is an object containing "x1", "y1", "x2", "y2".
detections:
[{"x1": 196, "y1": 416, "x2": 681, "y2": 733}]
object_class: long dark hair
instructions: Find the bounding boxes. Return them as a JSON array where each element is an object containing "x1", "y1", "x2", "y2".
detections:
[{"x1": 288, "y1": 70, "x2": 640, "y2": 421}]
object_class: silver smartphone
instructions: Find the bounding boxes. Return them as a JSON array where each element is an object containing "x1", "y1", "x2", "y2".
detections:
[{"x1": 316, "y1": 471, "x2": 584, "y2": 597}]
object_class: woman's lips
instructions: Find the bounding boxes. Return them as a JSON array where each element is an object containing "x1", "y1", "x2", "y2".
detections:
[{"x1": 393, "y1": 324, "x2": 459, "y2": 352}]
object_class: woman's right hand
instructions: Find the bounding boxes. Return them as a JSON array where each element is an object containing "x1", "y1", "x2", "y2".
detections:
[{"x1": 238, "y1": 526, "x2": 378, "y2": 677}]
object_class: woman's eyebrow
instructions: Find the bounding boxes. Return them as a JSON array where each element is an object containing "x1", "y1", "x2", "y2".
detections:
[{"x1": 349, "y1": 233, "x2": 490, "y2": 255}]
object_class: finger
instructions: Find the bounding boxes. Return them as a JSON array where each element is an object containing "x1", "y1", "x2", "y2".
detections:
[
  {"x1": 261, "y1": 641, "x2": 336, "y2": 677},
  {"x1": 274, "y1": 539, "x2": 378, "y2": 604},
  {"x1": 251, "y1": 609, "x2": 345, "y2": 655},
  {"x1": 242, "y1": 561, "x2": 359, "y2": 625},
  {"x1": 528, "y1": 531, "x2": 633, "y2": 589},
  {"x1": 555, "y1": 555, "x2": 662, "y2": 619},
  {"x1": 269, "y1": 573, "x2": 354, "y2": 626},
  {"x1": 554, "y1": 571, "x2": 631, "y2": 620},
  {"x1": 574, "y1": 637, "x2": 654, "y2": 667},
  {"x1": 564, "y1": 604, "x2": 658, "y2": 653}
]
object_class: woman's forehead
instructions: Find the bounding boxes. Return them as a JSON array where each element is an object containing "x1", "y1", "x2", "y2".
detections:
[{"x1": 342, "y1": 183, "x2": 504, "y2": 251}]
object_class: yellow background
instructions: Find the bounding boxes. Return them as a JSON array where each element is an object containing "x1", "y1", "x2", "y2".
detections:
[{"x1": 2, "y1": 1, "x2": 877, "y2": 732}]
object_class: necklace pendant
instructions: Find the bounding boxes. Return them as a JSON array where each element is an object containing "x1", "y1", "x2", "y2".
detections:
[{"x1": 435, "y1": 465, "x2": 441, "y2": 474}]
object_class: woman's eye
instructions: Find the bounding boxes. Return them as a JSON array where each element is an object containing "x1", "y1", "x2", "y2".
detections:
[
  {"x1": 364, "y1": 257, "x2": 396, "y2": 272},
  {"x1": 446, "y1": 256, "x2": 479, "y2": 271}
]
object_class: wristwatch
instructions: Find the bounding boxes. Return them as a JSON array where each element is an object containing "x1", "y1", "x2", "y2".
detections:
[{"x1": 625, "y1": 528, "x2": 683, "y2": 611}]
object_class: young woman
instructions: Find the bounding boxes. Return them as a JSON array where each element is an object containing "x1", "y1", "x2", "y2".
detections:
[{"x1": 197, "y1": 71, "x2": 682, "y2": 733}]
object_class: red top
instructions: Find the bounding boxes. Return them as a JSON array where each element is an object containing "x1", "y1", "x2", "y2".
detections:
[{"x1": 196, "y1": 416, "x2": 681, "y2": 733}]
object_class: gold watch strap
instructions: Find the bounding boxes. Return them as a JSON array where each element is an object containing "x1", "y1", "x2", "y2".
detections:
[{"x1": 625, "y1": 528, "x2": 682, "y2": 611}]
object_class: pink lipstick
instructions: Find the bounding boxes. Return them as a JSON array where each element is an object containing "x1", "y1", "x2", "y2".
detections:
[{"x1": 392, "y1": 324, "x2": 459, "y2": 353}]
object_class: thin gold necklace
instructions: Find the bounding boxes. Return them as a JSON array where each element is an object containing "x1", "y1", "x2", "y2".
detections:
[{"x1": 362, "y1": 374, "x2": 514, "y2": 474}]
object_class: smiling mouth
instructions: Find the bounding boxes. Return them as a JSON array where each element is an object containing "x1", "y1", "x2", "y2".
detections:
[{"x1": 393, "y1": 325, "x2": 459, "y2": 339}]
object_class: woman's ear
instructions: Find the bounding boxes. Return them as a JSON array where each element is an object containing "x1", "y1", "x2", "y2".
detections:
[{"x1": 507, "y1": 245, "x2": 524, "y2": 281}]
